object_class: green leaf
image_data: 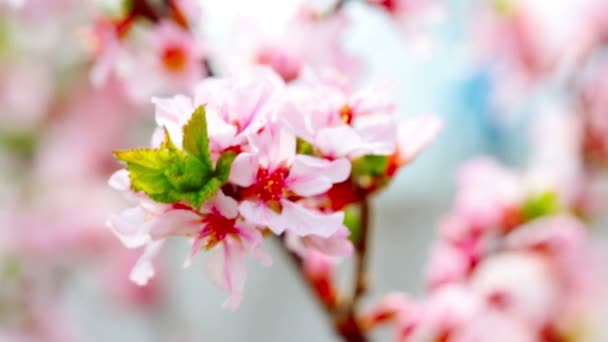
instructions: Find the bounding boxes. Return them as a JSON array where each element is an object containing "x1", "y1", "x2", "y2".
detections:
[
  {"x1": 214, "y1": 151, "x2": 237, "y2": 182},
  {"x1": 182, "y1": 105, "x2": 212, "y2": 168},
  {"x1": 114, "y1": 148, "x2": 175, "y2": 195},
  {"x1": 522, "y1": 191, "x2": 561, "y2": 221},
  {"x1": 114, "y1": 129, "x2": 216, "y2": 208},
  {"x1": 296, "y1": 138, "x2": 315, "y2": 156},
  {"x1": 351, "y1": 155, "x2": 389, "y2": 178},
  {"x1": 186, "y1": 177, "x2": 223, "y2": 208},
  {"x1": 343, "y1": 205, "x2": 361, "y2": 243},
  {"x1": 114, "y1": 111, "x2": 244, "y2": 209},
  {"x1": 493, "y1": 0, "x2": 515, "y2": 16}
]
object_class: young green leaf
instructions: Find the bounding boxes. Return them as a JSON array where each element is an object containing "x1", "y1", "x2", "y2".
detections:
[
  {"x1": 351, "y1": 155, "x2": 389, "y2": 178},
  {"x1": 343, "y1": 205, "x2": 361, "y2": 243},
  {"x1": 182, "y1": 105, "x2": 212, "y2": 168},
  {"x1": 114, "y1": 109, "x2": 239, "y2": 209},
  {"x1": 214, "y1": 151, "x2": 237, "y2": 182},
  {"x1": 522, "y1": 191, "x2": 561, "y2": 221},
  {"x1": 114, "y1": 130, "x2": 212, "y2": 208}
]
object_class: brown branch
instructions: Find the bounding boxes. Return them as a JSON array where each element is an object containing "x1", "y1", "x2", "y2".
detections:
[
  {"x1": 275, "y1": 234, "x2": 369, "y2": 341},
  {"x1": 275, "y1": 196, "x2": 374, "y2": 341},
  {"x1": 352, "y1": 197, "x2": 371, "y2": 306},
  {"x1": 322, "y1": 0, "x2": 353, "y2": 18},
  {"x1": 334, "y1": 197, "x2": 372, "y2": 342}
]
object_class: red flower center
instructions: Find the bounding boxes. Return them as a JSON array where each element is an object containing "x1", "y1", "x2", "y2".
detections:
[
  {"x1": 340, "y1": 105, "x2": 354, "y2": 124},
  {"x1": 243, "y1": 168, "x2": 289, "y2": 202},
  {"x1": 370, "y1": 0, "x2": 398, "y2": 14},
  {"x1": 162, "y1": 45, "x2": 187, "y2": 72},
  {"x1": 200, "y1": 212, "x2": 238, "y2": 249}
]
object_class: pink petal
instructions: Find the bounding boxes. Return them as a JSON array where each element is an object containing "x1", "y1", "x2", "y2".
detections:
[
  {"x1": 206, "y1": 109, "x2": 238, "y2": 151},
  {"x1": 183, "y1": 236, "x2": 205, "y2": 269},
  {"x1": 301, "y1": 225, "x2": 354, "y2": 258},
  {"x1": 206, "y1": 240, "x2": 247, "y2": 311},
  {"x1": 236, "y1": 221, "x2": 272, "y2": 266},
  {"x1": 228, "y1": 153, "x2": 259, "y2": 187},
  {"x1": 147, "y1": 209, "x2": 200, "y2": 239},
  {"x1": 397, "y1": 115, "x2": 442, "y2": 164},
  {"x1": 207, "y1": 190, "x2": 239, "y2": 219},
  {"x1": 129, "y1": 240, "x2": 164, "y2": 286},
  {"x1": 280, "y1": 200, "x2": 344, "y2": 238},
  {"x1": 352, "y1": 114, "x2": 398, "y2": 156},
  {"x1": 350, "y1": 81, "x2": 396, "y2": 116},
  {"x1": 249, "y1": 124, "x2": 295, "y2": 169},
  {"x1": 151, "y1": 95, "x2": 194, "y2": 147},
  {"x1": 239, "y1": 200, "x2": 285, "y2": 235},
  {"x1": 152, "y1": 95, "x2": 194, "y2": 126},
  {"x1": 280, "y1": 94, "x2": 315, "y2": 142},
  {"x1": 106, "y1": 207, "x2": 151, "y2": 248},
  {"x1": 316, "y1": 126, "x2": 362, "y2": 158},
  {"x1": 108, "y1": 169, "x2": 130, "y2": 192},
  {"x1": 287, "y1": 155, "x2": 350, "y2": 196}
]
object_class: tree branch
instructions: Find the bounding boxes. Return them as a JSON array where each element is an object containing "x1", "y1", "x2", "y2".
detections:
[{"x1": 352, "y1": 197, "x2": 371, "y2": 307}]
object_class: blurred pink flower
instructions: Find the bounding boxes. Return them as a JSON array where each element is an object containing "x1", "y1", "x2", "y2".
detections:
[
  {"x1": 225, "y1": 8, "x2": 361, "y2": 82},
  {"x1": 286, "y1": 224, "x2": 353, "y2": 259},
  {"x1": 89, "y1": 18, "x2": 126, "y2": 88},
  {"x1": 123, "y1": 21, "x2": 206, "y2": 101}
]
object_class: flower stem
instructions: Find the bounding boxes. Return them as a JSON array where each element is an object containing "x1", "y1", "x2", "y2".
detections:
[
  {"x1": 276, "y1": 196, "x2": 373, "y2": 341},
  {"x1": 353, "y1": 197, "x2": 371, "y2": 304}
]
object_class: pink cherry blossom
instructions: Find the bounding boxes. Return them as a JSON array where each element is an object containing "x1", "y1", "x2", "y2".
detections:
[
  {"x1": 151, "y1": 68, "x2": 284, "y2": 154},
  {"x1": 119, "y1": 20, "x2": 206, "y2": 102},
  {"x1": 193, "y1": 68, "x2": 284, "y2": 153},
  {"x1": 107, "y1": 172, "x2": 270, "y2": 310},
  {"x1": 283, "y1": 69, "x2": 398, "y2": 158},
  {"x1": 454, "y1": 157, "x2": 526, "y2": 231},
  {"x1": 230, "y1": 122, "x2": 350, "y2": 237},
  {"x1": 395, "y1": 115, "x2": 443, "y2": 165},
  {"x1": 286, "y1": 224, "x2": 353, "y2": 259}
]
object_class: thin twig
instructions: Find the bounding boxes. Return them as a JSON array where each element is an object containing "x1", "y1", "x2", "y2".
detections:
[
  {"x1": 331, "y1": 0, "x2": 350, "y2": 13},
  {"x1": 333, "y1": 197, "x2": 372, "y2": 342},
  {"x1": 275, "y1": 234, "x2": 369, "y2": 341},
  {"x1": 351, "y1": 197, "x2": 371, "y2": 307}
]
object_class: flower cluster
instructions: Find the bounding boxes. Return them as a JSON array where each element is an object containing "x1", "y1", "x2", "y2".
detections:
[
  {"x1": 361, "y1": 157, "x2": 608, "y2": 341},
  {"x1": 108, "y1": 67, "x2": 440, "y2": 309},
  {"x1": 89, "y1": 0, "x2": 205, "y2": 102}
]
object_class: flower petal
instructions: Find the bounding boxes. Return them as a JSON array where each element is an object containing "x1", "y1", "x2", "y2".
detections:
[
  {"x1": 280, "y1": 200, "x2": 344, "y2": 238},
  {"x1": 239, "y1": 200, "x2": 285, "y2": 235},
  {"x1": 397, "y1": 115, "x2": 442, "y2": 164},
  {"x1": 206, "y1": 240, "x2": 247, "y2": 311},
  {"x1": 228, "y1": 153, "x2": 259, "y2": 187},
  {"x1": 287, "y1": 155, "x2": 351, "y2": 196},
  {"x1": 316, "y1": 126, "x2": 362, "y2": 158},
  {"x1": 129, "y1": 240, "x2": 164, "y2": 286},
  {"x1": 249, "y1": 124, "x2": 295, "y2": 169},
  {"x1": 148, "y1": 209, "x2": 200, "y2": 239},
  {"x1": 106, "y1": 207, "x2": 151, "y2": 248},
  {"x1": 301, "y1": 225, "x2": 353, "y2": 258},
  {"x1": 151, "y1": 95, "x2": 194, "y2": 147},
  {"x1": 207, "y1": 190, "x2": 239, "y2": 219},
  {"x1": 108, "y1": 169, "x2": 131, "y2": 192},
  {"x1": 236, "y1": 221, "x2": 272, "y2": 266}
]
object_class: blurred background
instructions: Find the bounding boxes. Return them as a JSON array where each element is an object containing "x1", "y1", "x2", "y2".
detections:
[{"x1": 1, "y1": 0, "x2": 608, "y2": 341}]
